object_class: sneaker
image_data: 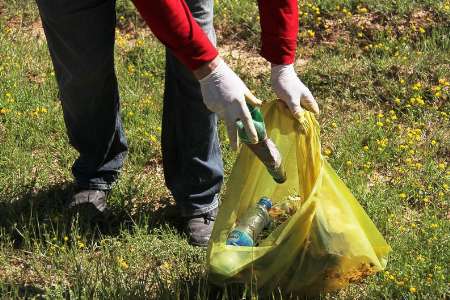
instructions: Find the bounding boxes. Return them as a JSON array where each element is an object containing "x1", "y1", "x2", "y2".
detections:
[
  {"x1": 185, "y1": 207, "x2": 218, "y2": 247},
  {"x1": 68, "y1": 189, "x2": 110, "y2": 223}
]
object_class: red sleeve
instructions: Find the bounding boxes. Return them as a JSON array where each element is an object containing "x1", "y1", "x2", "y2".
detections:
[
  {"x1": 257, "y1": 0, "x2": 298, "y2": 65},
  {"x1": 132, "y1": 0, "x2": 218, "y2": 70}
]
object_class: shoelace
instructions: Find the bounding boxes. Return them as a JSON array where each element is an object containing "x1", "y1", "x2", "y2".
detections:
[{"x1": 203, "y1": 213, "x2": 216, "y2": 224}]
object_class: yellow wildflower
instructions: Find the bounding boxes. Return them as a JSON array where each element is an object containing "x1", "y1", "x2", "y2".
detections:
[
  {"x1": 412, "y1": 82, "x2": 422, "y2": 90},
  {"x1": 117, "y1": 256, "x2": 129, "y2": 269},
  {"x1": 358, "y1": 7, "x2": 368, "y2": 13}
]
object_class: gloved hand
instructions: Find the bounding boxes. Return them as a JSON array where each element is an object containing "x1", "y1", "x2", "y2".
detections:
[
  {"x1": 199, "y1": 58, "x2": 262, "y2": 150},
  {"x1": 271, "y1": 64, "x2": 319, "y2": 119}
]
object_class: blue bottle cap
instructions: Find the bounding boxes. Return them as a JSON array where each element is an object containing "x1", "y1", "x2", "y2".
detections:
[{"x1": 258, "y1": 197, "x2": 272, "y2": 210}]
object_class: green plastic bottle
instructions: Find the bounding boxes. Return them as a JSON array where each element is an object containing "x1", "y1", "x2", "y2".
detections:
[{"x1": 236, "y1": 104, "x2": 286, "y2": 184}]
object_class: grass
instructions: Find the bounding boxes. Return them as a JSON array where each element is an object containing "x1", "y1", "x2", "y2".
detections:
[{"x1": 0, "y1": 0, "x2": 449, "y2": 298}]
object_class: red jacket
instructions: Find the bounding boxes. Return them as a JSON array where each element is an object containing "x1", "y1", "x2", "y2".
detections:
[{"x1": 133, "y1": 0, "x2": 298, "y2": 70}]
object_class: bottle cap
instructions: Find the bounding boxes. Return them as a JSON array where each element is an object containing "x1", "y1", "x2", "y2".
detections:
[{"x1": 258, "y1": 197, "x2": 272, "y2": 210}]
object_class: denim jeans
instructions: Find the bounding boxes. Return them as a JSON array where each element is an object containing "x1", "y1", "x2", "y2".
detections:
[{"x1": 36, "y1": 0, "x2": 223, "y2": 216}]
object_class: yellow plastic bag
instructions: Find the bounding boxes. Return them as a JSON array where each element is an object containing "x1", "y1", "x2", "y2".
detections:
[{"x1": 207, "y1": 101, "x2": 391, "y2": 296}]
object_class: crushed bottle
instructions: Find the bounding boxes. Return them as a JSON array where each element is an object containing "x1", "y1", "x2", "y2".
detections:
[{"x1": 226, "y1": 197, "x2": 272, "y2": 246}]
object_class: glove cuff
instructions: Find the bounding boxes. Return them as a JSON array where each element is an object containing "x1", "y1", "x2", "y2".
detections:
[
  {"x1": 198, "y1": 58, "x2": 226, "y2": 84},
  {"x1": 271, "y1": 63, "x2": 295, "y2": 77}
]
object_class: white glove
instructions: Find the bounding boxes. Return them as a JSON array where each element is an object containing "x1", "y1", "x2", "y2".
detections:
[
  {"x1": 271, "y1": 64, "x2": 319, "y2": 118},
  {"x1": 199, "y1": 59, "x2": 262, "y2": 150}
]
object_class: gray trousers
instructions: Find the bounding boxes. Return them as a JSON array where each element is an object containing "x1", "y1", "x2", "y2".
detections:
[{"x1": 35, "y1": 0, "x2": 223, "y2": 216}]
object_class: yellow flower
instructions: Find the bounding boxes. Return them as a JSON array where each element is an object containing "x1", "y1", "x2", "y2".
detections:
[
  {"x1": 307, "y1": 30, "x2": 315, "y2": 38},
  {"x1": 324, "y1": 148, "x2": 332, "y2": 156},
  {"x1": 412, "y1": 82, "x2": 422, "y2": 91},
  {"x1": 430, "y1": 223, "x2": 438, "y2": 229},
  {"x1": 363, "y1": 145, "x2": 369, "y2": 151},
  {"x1": 358, "y1": 7, "x2": 368, "y2": 13},
  {"x1": 346, "y1": 160, "x2": 353, "y2": 167},
  {"x1": 135, "y1": 39, "x2": 144, "y2": 47},
  {"x1": 117, "y1": 256, "x2": 129, "y2": 269},
  {"x1": 399, "y1": 193, "x2": 407, "y2": 199},
  {"x1": 394, "y1": 98, "x2": 401, "y2": 105},
  {"x1": 416, "y1": 97, "x2": 425, "y2": 106},
  {"x1": 376, "y1": 121, "x2": 384, "y2": 127},
  {"x1": 150, "y1": 135, "x2": 157, "y2": 143},
  {"x1": 77, "y1": 241, "x2": 85, "y2": 249},
  {"x1": 419, "y1": 27, "x2": 425, "y2": 33},
  {"x1": 64, "y1": 236, "x2": 69, "y2": 242},
  {"x1": 409, "y1": 287, "x2": 417, "y2": 293},
  {"x1": 431, "y1": 140, "x2": 437, "y2": 145},
  {"x1": 331, "y1": 122, "x2": 337, "y2": 128},
  {"x1": 357, "y1": 32, "x2": 363, "y2": 38},
  {"x1": 438, "y1": 163, "x2": 446, "y2": 170}
]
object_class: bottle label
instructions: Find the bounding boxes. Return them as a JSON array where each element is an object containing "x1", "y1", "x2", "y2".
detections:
[
  {"x1": 226, "y1": 230, "x2": 254, "y2": 246},
  {"x1": 237, "y1": 104, "x2": 267, "y2": 143}
]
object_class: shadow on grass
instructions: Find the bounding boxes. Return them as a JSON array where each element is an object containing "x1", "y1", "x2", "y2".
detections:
[
  {"x1": 0, "y1": 182, "x2": 188, "y2": 249},
  {"x1": 0, "y1": 283, "x2": 47, "y2": 299},
  {"x1": 0, "y1": 182, "x2": 75, "y2": 248}
]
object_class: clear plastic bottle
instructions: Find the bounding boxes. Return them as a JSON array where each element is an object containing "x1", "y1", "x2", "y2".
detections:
[
  {"x1": 226, "y1": 197, "x2": 272, "y2": 246},
  {"x1": 237, "y1": 104, "x2": 287, "y2": 184}
]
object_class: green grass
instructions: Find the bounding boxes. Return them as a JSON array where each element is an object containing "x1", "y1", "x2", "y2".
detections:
[{"x1": 0, "y1": 0, "x2": 449, "y2": 298}]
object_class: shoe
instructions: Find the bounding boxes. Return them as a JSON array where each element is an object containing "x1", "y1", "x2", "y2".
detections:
[
  {"x1": 185, "y1": 207, "x2": 218, "y2": 247},
  {"x1": 68, "y1": 189, "x2": 110, "y2": 222}
]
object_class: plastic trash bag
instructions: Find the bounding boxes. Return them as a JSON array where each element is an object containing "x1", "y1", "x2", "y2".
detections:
[{"x1": 207, "y1": 101, "x2": 391, "y2": 296}]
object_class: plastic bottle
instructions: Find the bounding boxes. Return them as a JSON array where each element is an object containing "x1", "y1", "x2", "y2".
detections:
[
  {"x1": 237, "y1": 104, "x2": 287, "y2": 183},
  {"x1": 226, "y1": 197, "x2": 272, "y2": 246}
]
